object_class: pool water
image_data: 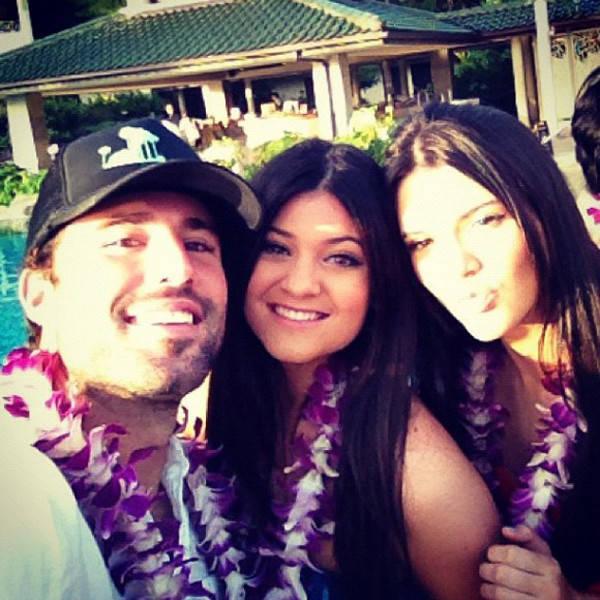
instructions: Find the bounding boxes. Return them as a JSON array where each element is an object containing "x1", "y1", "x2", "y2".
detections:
[{"x1": 0, "y1": 233, "x2": 26, "y2": 359}]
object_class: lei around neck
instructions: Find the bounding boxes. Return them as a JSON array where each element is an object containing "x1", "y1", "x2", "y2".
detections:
[
  {"x1": 460, "y1": 348, "x2": 582, "y2": 540},
  {"x1": 1, "y1": 348, "x2": 347, "y2": 600}
]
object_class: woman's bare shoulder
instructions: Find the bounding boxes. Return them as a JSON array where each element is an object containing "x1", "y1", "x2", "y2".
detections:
[{"x1": 401, "y1": 398, "x2": 500, "y2": 600}]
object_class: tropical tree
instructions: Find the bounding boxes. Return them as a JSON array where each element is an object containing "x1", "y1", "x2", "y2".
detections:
[{"x1": 28, "y1": 0, "x2": 123, "y2": 38}]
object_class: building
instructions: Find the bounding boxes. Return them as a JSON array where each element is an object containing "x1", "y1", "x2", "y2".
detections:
[{"x1": 0, "y1": 0, "x2": 598, "y2": 171}]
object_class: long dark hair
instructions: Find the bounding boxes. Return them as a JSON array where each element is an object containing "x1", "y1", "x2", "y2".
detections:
[
  {"x1": 387, "y1": 102, "x2": 600, "y2": 589},
  {"x1": 572, "y1": 66, "x2": 600, "y2": 194},
  {"x1": 208, "y1": 139, "x2": 421, "y2": 598}
]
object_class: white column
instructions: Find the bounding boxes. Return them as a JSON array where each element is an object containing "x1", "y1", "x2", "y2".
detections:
[
  {"x1": 311, "y1": 61, "x2": 335, "y2": 140},
  {"x1": 16, "y1": 0, "x2": 33, "y2": 43},
  {"x1": 534, "y1": 0, "x2": 558, "y2": 133},
  {"x1": 244, "y1": 79, "x2": 256, "y2": 116},
  {"x1": 328, "y1": 53, "x2": 353, "y2": 137},
  {"x1": 176, "y1": 89, "x2": 187, "y2": 116},
  {"x1": 6, "y1": 93, "x2": 49, "y2": 172},
  {"x1": 511, "y1": 37, "x2": 530, "y2": 126},
  {"x1": 430, "y1": 49, "x2": 453, "y2": 102},
  {"x1": 201, "y1": 80, "x2": 229, "y2": 124}
]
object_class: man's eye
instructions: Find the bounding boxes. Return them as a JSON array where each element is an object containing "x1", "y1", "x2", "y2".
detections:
[
  {"x1": 103, "y1": 238, "x2": 142, "y2": 248},
  {"x1": 185, "y1": 240, "x2": 216, "y2": 253}
]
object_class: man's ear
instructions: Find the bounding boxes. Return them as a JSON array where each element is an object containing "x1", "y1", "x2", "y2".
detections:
[{"x1": 19, "y1": 268, "x2": 55, "y2": 330}]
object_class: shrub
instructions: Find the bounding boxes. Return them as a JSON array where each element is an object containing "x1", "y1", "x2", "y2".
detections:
[
  {"x1": 45, "y1": 92, "x2": 165, "y2": 144},
  {"x1": 0, "y1": 163, "x2": 46, "y2": 206}
]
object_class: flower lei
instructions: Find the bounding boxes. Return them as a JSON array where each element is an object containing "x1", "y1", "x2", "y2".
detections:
[
  {"x1": 459, "y1": 348, "x2": 581, "y2": 540},
  {"x1": 1, "y1": 347, "x2": 346, "y2": 599}
]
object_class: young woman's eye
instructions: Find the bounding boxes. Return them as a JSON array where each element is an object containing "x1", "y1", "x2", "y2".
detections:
[
  {"x1": 405, "y1": 238, "x2": 432, "y2": 253},
  {"x1": 474, "y1": 212, "x2": 506, "y2": 227},
  {"x1": 327, "y1": 253, "x2": 363, "y2": 267},
  {"x1": 261, "y1": 240, "x2": 289, "y2": 256}
]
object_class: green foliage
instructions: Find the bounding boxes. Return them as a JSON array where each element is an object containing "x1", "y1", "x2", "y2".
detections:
[
  {"x1": 336, "y1": 111, "x2": 396, "y2": 166},
  {"x1": 0, "y1": 163, "x2": 45, "y2": 207},
  {"x1": 453, "y1": 45, "x2": 517, "y2": 114},
  {"x1": 29, "y1": 0, "x2": 123, "y2": 38},
  {"x1": 202, "y1": 111, "x2": 396, "y2": 181},
  {"x1": 242, "y1": 133, "x2": 305, "y2": 180},
  {"x1": 45, "y1": 92, "x2": 165, "y2": 144}
]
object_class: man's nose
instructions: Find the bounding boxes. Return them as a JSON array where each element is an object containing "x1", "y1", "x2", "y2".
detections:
[{"x1": 145, "y1": 232, "x2": 194, "y2": 287}]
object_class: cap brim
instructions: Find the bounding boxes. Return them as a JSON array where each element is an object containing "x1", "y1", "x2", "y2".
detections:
[
  {"x1": 31, "y1": 158, "x2": 260, "y2": 252},
  {"x1": 90, "y1": 159, "x2": 260, "y2": 229}
]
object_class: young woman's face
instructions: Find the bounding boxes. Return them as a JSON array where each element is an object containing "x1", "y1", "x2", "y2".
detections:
[
  {"x1": 245, "y1": 190, "x2": 369, "y2": 371},
  {"x1": 397, "y1": 164, "x2": 540, "y2": 342}
]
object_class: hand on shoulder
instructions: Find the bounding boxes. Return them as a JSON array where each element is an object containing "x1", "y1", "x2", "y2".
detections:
[{"x1": 480, "y1": 525, "x2": 600, "y2": 600}]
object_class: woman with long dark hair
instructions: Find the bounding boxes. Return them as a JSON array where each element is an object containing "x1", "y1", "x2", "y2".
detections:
[
  {"x1": 388, "y1": 102, "x2": 600, "y2": 598},
  {"x1": 207, "y1": 138, "x2": 498, "y2": 599}
]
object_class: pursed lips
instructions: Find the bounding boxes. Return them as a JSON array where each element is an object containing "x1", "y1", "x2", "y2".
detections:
[{"x1": 460, "y1": 289, "x2": 498, "y2": 314}]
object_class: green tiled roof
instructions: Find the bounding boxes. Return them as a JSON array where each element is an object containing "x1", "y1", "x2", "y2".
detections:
[
  {"x1": 1, "y1": 0, "x2": 597, "y2": 89},
  {"x1": 308, "y1": 0, "x2": 469, "y2": 32},
  {"x1": 440, "y1": 0, "x2": 600, "y2": 33},
  {"x1": 0, "y1": 0, "x2": 470, "y2": 87}
]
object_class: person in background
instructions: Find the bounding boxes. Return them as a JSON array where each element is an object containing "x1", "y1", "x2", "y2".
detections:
[
  {"x1": 207, "y1": 138, "x2": 499, "y2": 600},
  {"x1": 572, "y1": 66, "x2": 600, "y2": 246},
  {"x1": 389, "y1": 102, "x2": 600, "y2": 599}
]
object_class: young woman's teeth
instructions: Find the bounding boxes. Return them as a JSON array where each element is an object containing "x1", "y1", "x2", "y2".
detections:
[{"x1": 274, "y1": 305, "x2": 323, "y2": 321}]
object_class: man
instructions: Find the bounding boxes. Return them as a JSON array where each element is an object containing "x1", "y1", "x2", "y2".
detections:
[{"x1": 1, "y1": 118, "x2": 260, "y2": 598}]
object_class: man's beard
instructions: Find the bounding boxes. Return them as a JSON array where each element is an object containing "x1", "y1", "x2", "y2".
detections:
[
  {"x1": 79, "y1": 335, "x2": 221, "y2": 404},
  {"x1": 71, "y1": 314, "x2": 224, "y2": 405}
]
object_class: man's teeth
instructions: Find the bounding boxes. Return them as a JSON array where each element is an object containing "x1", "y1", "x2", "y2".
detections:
[
  {"x1": 129, "y1": 310, "x2": 195, "y2": 325},
  {"x1": 274, "y1": 305, "x2": 323, "y2": 321}
]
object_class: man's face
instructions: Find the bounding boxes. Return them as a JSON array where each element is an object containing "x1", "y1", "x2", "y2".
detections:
[{"x1": 23, "y1": 191, "x2": 228, "y2": 402}]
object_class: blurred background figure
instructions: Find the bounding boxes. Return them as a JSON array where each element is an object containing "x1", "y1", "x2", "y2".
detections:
[{"x1": 572, "y1": 66, "x2": 600, "y2": 246}]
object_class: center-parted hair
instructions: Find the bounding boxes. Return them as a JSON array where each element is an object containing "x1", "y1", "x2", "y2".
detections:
[
  {"x1": 208, "y1": 139, "x2": 423, "y2": 599},
  {"x1": 387, "y1": 102, "x2": 600, "y2": 590}
]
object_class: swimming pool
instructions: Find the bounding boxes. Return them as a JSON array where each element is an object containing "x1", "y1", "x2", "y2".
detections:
[{"x1": 0, "y1": 232, "x2": 26, "y2": 359}]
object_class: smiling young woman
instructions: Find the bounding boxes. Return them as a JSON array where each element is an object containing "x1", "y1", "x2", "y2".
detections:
[
  {"x1": 387, "y1": 102, "x2": 600, "y2": 599},
  {"x1": 207, "y1": 139, "x2": 499, "y2": 600}
]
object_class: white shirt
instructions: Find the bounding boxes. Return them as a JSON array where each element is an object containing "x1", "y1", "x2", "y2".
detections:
[{"x1": 0, "y1": 420, "x2": 119, "y2": 600}]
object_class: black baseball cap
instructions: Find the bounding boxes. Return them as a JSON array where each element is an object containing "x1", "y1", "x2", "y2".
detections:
[{"x1": 26, "y1": 117, "x2": 261, "y2": 253}]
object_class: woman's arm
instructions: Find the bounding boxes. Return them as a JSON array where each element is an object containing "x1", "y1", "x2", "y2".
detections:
[{"x1": 402, "y1": 400, "x2": 500, "y2": 600}]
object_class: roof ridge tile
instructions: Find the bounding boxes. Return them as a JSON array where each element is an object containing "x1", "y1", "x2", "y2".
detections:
[{"x1": 294, "y1": 0, "x2": 382, "y2": 31}]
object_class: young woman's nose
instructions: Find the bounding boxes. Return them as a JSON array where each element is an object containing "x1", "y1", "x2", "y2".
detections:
[
  {"x1": 280, "y1": 256, "x2": 321, "y2": 296},
  {"x1": 443, "y1": 239, "x2": 482, "y2": 279}
]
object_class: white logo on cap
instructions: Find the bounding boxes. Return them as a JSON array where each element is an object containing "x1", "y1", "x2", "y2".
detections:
[{"x1": 98, "y1": 126, "x2": 166, "y2": 170}]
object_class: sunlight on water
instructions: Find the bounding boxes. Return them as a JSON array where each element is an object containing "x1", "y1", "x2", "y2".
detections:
[{"x1": 0, "y1": 233, "x2": 26, "y2": 359}]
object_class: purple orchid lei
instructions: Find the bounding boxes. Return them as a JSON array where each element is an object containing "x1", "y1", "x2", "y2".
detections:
[
  {"x1": 0, "y1": 347, "x2": 238, "y2": 600},
  {"x1": 1, "y1": 347, "x2": 347, "y2": 599},
  {"x1": 262, "y1": 361, "x2": 346, "y2": 600},
  {"x1": 459, "y1": 348, "x2": 582, "y2": 540}
]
